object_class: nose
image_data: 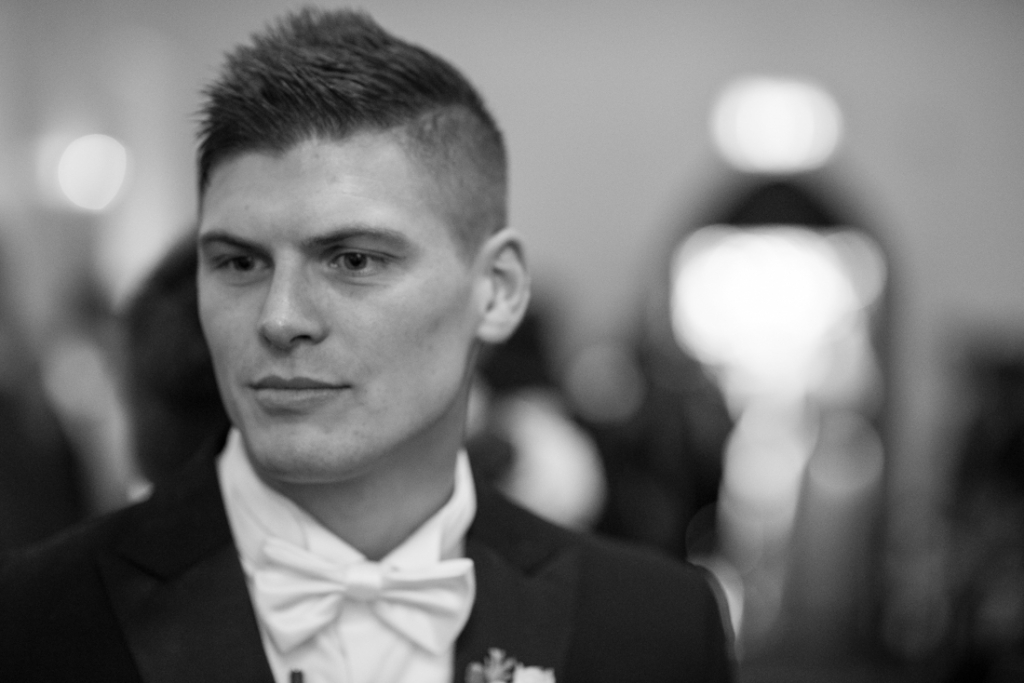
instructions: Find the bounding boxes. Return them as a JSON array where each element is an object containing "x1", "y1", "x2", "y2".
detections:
[{"x1": 257, "y1": 263, "x2": 327, "y2": 351}]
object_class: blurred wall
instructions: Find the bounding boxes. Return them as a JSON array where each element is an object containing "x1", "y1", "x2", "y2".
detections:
[{"x1": 1, "y1": 0, "x2": 1023, "y2": 596}]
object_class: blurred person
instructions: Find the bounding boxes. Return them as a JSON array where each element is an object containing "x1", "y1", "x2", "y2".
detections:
[
  {"x1": 467, "y1": 306, "x2": 607, "y2": 530},
  {"x1": 564, "y1": 279, "x2": 731, "y2": 561},
  {"x1": 585, "y1": 337, "x2": 730, "y2": 561},
  {"x1": 0, "y1": 237, "x2": 88, "y2": 548},
  {"x1": 0, "y1": 8, "x2": 731, "y2": 683},
  {"x1": 121, "y1": 232, "x2": 230, "y2": 488},
  {"x1": 41, "y1": 276, "x2": 143, "y2": 511},
  {"x1": 946, "y1": 351, "x2": 1024, "y2": 683}
]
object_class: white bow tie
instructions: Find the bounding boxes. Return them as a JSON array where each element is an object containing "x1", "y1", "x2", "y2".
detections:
[{"x1": 252, "y1": 537, "x2": 475, "y2": 655}]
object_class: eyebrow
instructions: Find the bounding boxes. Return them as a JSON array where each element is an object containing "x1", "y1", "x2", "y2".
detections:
[
  {"x1": 198, "y1": 225, "x2": 413, "y2": 255},
  {"x1": 301, "y1": 225, "x2": 411, "y2": 253},
  {"x1": 197, "y1": 230, "x2": 258, "y2": 252}
]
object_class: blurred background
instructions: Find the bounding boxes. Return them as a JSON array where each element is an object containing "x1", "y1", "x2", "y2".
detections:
[{"x1": 1, "y1": 1, "x2": 1023, "y2": 681}]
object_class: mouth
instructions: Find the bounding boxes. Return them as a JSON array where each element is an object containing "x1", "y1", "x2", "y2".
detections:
[
  {"x1": 252, "y1": 375, "x2": 347, "y2": 391},
  {"x1": 249, "y1": 375, "x2": 350, "y2": 413}
]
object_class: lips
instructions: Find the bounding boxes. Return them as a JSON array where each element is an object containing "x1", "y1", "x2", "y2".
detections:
[
  {"x1": 252, "y1": 375, "x2": 345, "y2": 391},
  {"x1": 250, "y1": 375, "x2": 350, "y2": 413}
]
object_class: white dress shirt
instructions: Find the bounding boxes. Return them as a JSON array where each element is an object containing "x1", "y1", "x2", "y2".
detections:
[{"x1": 216, "y1": 430, "x2": 477, "y2": 683}]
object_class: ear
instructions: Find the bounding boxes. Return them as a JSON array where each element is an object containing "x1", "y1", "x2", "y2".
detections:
[{"x1": 474, "y1": 228, "x2": 531, "y2": 344}]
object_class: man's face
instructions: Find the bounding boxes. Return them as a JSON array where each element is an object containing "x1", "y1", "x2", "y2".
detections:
[{"x1": 197, "y1": 133, "x2": 489, "y2": 486}]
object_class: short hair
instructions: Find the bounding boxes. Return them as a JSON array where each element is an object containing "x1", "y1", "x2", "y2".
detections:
[{"x1": 197, "y1": 6, "x2": 507, "y2": 255}]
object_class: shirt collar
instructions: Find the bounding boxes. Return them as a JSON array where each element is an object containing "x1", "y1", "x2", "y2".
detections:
[{"x1": 216, "y1": 429, "x2": 477, "y2": 573}]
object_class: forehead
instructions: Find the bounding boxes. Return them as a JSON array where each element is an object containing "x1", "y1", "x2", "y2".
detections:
[{"x1": 198, "y1": 133, "x2": 459, "y2": 249}]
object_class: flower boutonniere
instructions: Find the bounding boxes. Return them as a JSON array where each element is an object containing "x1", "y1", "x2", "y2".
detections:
[{"x1": 466, "y1": 648, "x2": 555, "y2": 683}]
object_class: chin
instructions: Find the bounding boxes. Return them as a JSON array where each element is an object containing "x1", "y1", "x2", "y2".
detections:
[{"x1": 241, "y1": 425, "x2": 375, "y2": 485}]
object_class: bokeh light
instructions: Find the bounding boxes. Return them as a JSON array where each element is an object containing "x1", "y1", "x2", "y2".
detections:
[
  {"x1": 670, "y1": 223, "x2": 885, "y2": 649},
  {"x1": 670, "y1": 225, "x2": 861, "y2": 398},
  {"x1": 711, "y1": 77, "x2": 843, "y2": 174},
  {"x1": 57, "y1": 134, "x2": 128, "y2": 211}
]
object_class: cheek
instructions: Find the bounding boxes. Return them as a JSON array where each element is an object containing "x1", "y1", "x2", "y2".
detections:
[
  {"x1": 198, "y1": 294, "x2": 228, "y2": 362},
  {"x1": 198, "y1": 294, "x2": 259, "y2": 431},
  {"x1": 404, "y1": 283, "x2": 476, "y2": 350},
  {"x1": 198, "y1": 287, "x2": 252, "y2": 381},
  {"x1": 368, "y1": 282, "x2": 478, "y2": 376}
]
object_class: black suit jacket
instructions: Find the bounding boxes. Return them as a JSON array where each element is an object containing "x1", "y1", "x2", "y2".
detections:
[{"x1": 0, "y1": 446, "x2": 732, "y2": 682}]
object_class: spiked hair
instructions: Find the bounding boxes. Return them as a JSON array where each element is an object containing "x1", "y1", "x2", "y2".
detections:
[{"x1": 197, "y1": 7, "x2": 507, "y2": 253}]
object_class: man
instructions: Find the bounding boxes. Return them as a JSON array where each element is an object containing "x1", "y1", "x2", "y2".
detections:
[{"x1": 0, "y1": 8, "x2": 732, "y2": 682}]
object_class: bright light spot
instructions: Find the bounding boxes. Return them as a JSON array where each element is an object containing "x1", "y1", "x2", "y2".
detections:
[
  {"x1": 496, "y1": 394, "x2": 607, "y2": 530},
  {"x1": 57, "y1": 134, "x2": 128, "y2": 211},
  {"x1": 711, "y1": 77, "x2": 842, "y2": 173},
  {"x1": 671, "y1": 219, "x2": 886, "y2": 652},
  {"x1": 721, "y1": 404, "x2": 814, "y2": 526},
  {"x1": 826, "y1": 230, "x2": 887, "y2": 308},
  {"x1": 671, "y1": 226, "x2": 859, "y2": 395}
]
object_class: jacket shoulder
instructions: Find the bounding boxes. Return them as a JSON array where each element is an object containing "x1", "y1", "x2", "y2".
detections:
[
  {"x1": 0, "y1": 503, "x2": 149, "y2": 679},
  {"x1": 0, "y1": 452, "x2": 229, "y2": 681},
  {"x1": 571, "y1": 533, "x2": 733, "y2": 681},
  {"x1": 0, "y1": 501, "x2": 139, "y2": 591},
  {"x1": 476, "y1": 483, "x2": 718, "y2": 600},
  {"x1": 475, "y1": 489, "x2": 733, "y2": 681}
]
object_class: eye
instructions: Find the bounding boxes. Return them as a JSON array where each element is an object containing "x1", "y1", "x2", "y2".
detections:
[
  {"x1": 328, "y1": 249, "x2": 387, "y2": 276},
  {"x1": 212, "y1": 253, "x2": 268, "y2": 275},
  {"x1": 201, "y1": 246, "x2": 270, "y2": 284},
  {"x1": 222, "y1": 254, "x2": 258, "y2": 271},
  {"x1": 340, "y1": 252, "x2": 369, "y2": 270}
]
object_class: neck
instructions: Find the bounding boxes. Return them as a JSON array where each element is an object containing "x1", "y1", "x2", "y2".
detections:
[{"x1": 267, "y1": 442, "x2": 461, "y2": 561}]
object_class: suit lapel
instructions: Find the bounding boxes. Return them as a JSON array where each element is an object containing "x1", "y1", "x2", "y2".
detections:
[
  {"x1": 98, "y1": 449, "x2": 274, "y2": 683},
  {"x1": 455, "y1": 484, "x2": 580, "y2": 682},
  {"x1": 96, "y1": 444, "x2": 579, "y2": 683}
]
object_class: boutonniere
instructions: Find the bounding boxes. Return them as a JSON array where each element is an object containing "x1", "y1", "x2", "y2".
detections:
[{"x1": 466, "y1": 648, "x2": 555, "y2": 683}]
